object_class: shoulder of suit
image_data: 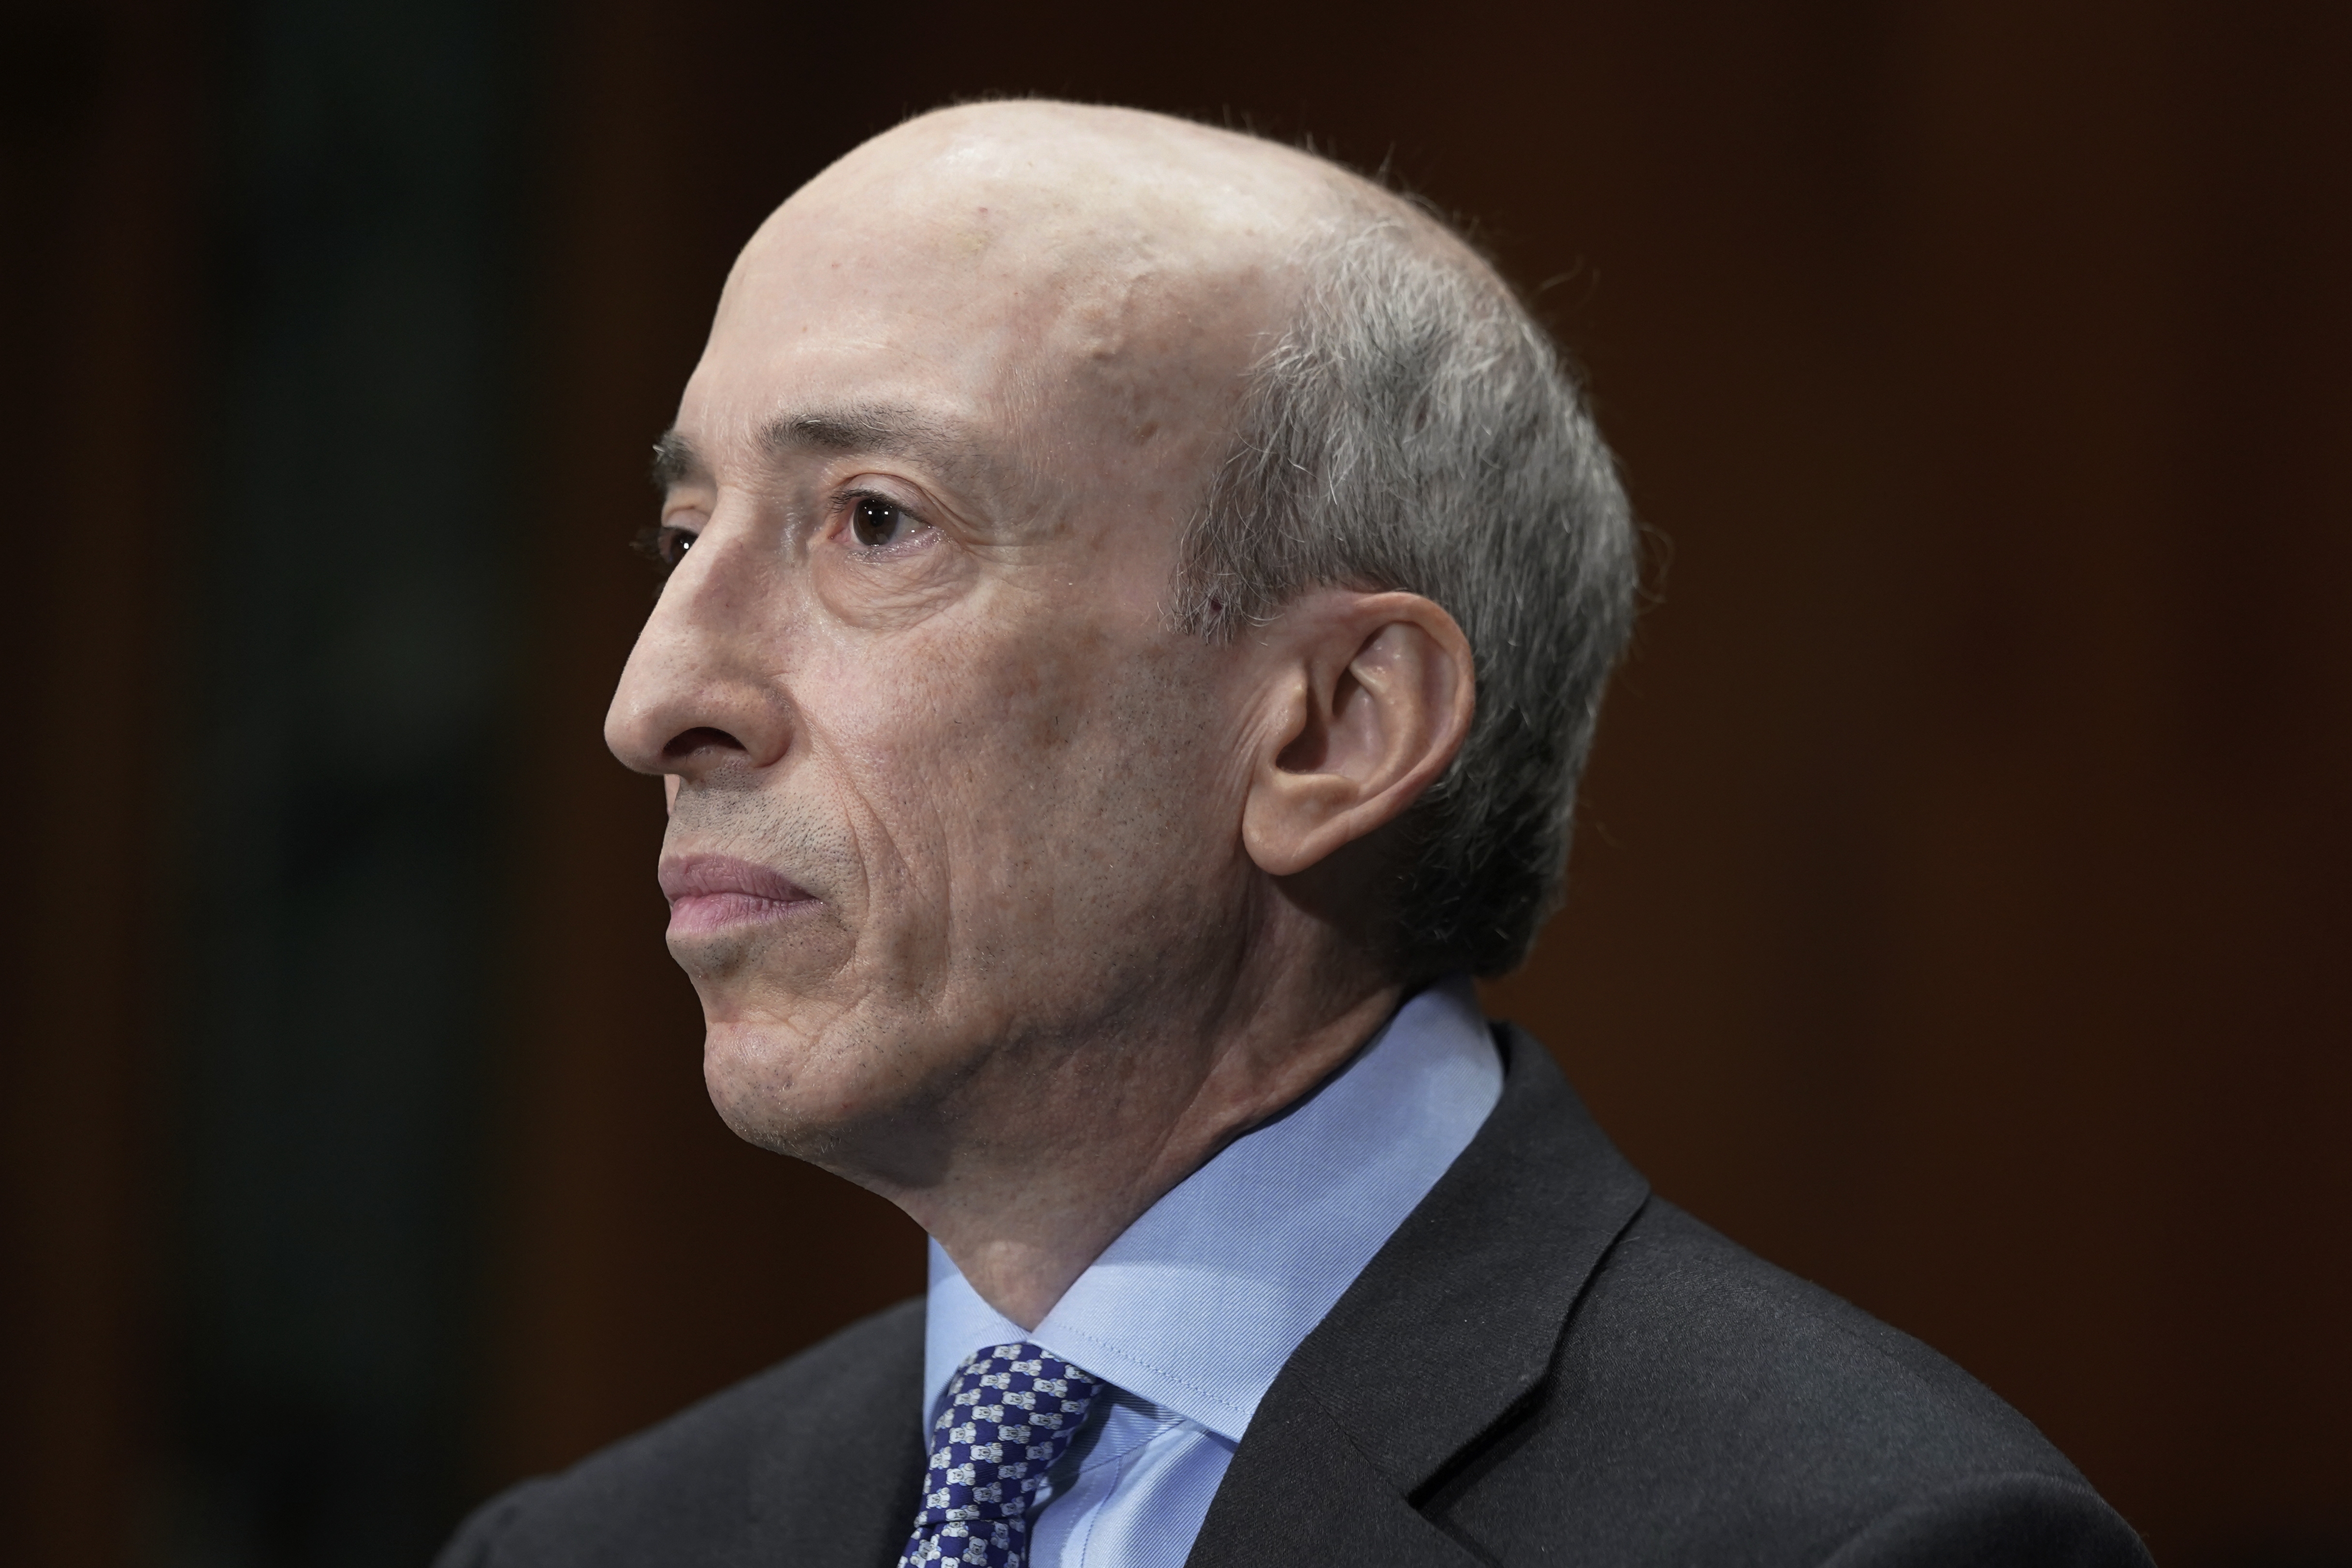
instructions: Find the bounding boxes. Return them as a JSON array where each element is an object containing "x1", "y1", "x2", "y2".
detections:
[
  {"x1": 433, "y1": 1296, "x2": 925, "y2": 1568},
  {"x1": 1574, "y1": 1201, "x2": 2073, "y2": 1473},
  {"x1": 1429, "y1": 1198, "x2": 2149, "y2": 1563}
]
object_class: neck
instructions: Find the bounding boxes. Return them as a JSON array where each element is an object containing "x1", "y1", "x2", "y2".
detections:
[{"x1": 858, "y1": 924, "x2": 1401, "y2": 1330}]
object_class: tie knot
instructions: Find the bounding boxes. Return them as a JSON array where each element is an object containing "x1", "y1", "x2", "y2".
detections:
[{"x1": 900, "y1": 1342, "x2": 1100, "y2": 1567}]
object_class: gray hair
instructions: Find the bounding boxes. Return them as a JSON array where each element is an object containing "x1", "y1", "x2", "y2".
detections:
[{"x1": 1175, "y1": 211, "x2": 1639, "y2": 978}]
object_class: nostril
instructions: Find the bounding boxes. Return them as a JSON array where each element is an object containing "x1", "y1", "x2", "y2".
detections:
[{"x1": 662, "y1": 726, "x2": 747, "y2": 764}]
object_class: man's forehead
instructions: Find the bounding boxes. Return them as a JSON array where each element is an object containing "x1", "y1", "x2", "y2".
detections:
[
  {"x1": 653, "y1": 403, "x2": 996, "y2": 493},
  {"x1": 673, "y1": 106, "x2": 1396, "y2": 518}
]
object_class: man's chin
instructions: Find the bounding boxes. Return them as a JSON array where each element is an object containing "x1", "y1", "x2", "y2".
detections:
[
  {"x1": 697, "y1": 1014, "x2": 945, "y2": 1185},
  {"x1": 665, "y1": 908, "x2": 846, "y2": 987}
]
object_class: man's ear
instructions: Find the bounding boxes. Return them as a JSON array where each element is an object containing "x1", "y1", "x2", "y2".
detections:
[{"x1": 1241, "y1": 589, "x2": 1475, "y2": 879}]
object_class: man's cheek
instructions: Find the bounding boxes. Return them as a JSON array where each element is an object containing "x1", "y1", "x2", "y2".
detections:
[{"x1": 824, "y1": 763, "x2": 962, "y2": 949}]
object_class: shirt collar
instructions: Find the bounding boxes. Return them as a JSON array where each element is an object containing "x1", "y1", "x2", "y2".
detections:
[{"x1": 923, "y1": 974, "x2": 1502, "y2": 1442}]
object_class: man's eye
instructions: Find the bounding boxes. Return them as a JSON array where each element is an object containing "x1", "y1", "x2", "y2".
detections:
[
  {"x1": 632, "y1": 523, "x2": 697, "y2": 577},
  {"x1": 850, "y1": 495, "x2": 917, "y2": 549}
]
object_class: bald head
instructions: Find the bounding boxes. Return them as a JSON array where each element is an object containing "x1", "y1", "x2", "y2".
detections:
[
  {"x1": 694, "y1": 103, "x2": 1430, "y2": 533},
  {"x1": 738, "y1": 101, "x2": 1356, "y2": 374},
  {"x1": 788, "y1": 99, "x2": 1360, "y2": 279}
]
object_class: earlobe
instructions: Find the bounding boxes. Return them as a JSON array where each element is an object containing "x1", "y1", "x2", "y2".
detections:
[{"x1": 1241, "y1": 591, "x2": 1474, "y2": 879}]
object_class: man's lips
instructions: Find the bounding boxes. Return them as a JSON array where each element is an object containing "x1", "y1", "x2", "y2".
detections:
[{"x1": 658, "y1": 853, "x2": 820, "y2": 937}]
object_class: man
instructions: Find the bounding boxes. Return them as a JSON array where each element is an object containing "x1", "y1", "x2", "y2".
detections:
[{"x1": 440, "y1": 102, "x2": 2149, "y2": 1566}]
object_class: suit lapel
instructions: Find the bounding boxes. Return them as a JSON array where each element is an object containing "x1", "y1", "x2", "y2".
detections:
[
  {"x1": 1190, "y1": 1392, "x2": 1494, "y2": 1567},
  {"x1": 1187, "y1": 1026, "x2": 1650, "y2": 1566}
]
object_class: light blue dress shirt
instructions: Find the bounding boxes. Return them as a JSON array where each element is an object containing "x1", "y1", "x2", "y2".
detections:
[{"x1": 920, "y1": 975, "x2": 1503, "y2": 1568}]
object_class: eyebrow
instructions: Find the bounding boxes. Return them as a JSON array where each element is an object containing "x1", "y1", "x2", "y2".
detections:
[
  {"x1": 766, "y1": 405, "x2": 967, "y2": 463},
  {"x1": 650, "y1": 428, "x2": 706, "y2": 491},
  {"x1": 649, "y1": 404, "x2": 985, "y2": 494}
]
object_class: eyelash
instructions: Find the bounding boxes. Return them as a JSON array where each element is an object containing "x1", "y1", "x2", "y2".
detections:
[{"x1": 633, "y1": 522, "x2": 696, "y2": 581}]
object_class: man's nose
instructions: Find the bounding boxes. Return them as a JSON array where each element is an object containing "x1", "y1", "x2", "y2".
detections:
[{"x1": 603, "y1": 526, "x2": 796, "y2": 781}]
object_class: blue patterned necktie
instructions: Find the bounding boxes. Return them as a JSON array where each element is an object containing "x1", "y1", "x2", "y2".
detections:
[{"x1": 898, "y1": 1342, "x2": 1101, "y2": 1568}]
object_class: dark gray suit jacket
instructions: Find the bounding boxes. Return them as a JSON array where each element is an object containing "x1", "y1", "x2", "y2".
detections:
[{"x1": 438, "y1": 1027, "x2": 2152, "y2": 1566}]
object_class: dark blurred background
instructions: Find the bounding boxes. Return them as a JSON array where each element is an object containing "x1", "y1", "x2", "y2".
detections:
[{"x1": 4, "y1": 1, "x2": 2347, "y2": 1564}]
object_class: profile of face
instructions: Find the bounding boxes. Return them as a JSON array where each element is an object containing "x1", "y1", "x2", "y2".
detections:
[
  {"x1": 604, "y1": 105, "x2": 1472, "y2": 1202},
  {"x1": 602, "y1": 110, "x2": 1275, "y2": 1176}
]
